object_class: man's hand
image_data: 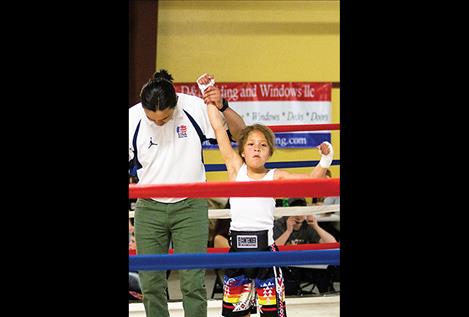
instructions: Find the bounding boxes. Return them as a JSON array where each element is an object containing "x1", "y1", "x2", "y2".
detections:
[
  {"x1": 203, "y1": 86, "x2": 223, "y2": 110},
  {"x1": 306, "y1": 214, "x2": 319, "y2": 228},
  {"x1": 286, "y1": 216, "x2": 296, "y2": 233}
]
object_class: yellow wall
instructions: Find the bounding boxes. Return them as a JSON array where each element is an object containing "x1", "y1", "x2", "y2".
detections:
[{"x1": 157, "y1": 0, "x2": 340, "y2": 181}]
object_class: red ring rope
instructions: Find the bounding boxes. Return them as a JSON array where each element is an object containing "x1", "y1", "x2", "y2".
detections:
[
  {"x1": 129, "y1": 242, "x2": 339, "y2": 255},
  {"x1": 129, "y1": 178, "x2": 339, "y2": 199}
]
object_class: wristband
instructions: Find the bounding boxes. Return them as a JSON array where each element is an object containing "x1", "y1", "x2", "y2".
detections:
[
  {"x1": 318, "y1": 141, "x2": 333, "y2": 168},
  {"x1": 220, "y1": 98, "x2": 229, "y2": 112}
]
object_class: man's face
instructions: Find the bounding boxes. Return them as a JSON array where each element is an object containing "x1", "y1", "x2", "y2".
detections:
[{"x1": 144, "y1": 107, "x2": 175, "y2": 126}]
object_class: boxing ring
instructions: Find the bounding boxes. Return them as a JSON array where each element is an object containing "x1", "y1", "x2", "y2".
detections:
[
  {"x1": 129, "y1": 123, "x2": 340, "y2": 317},
  {"x1": 130, "y1": 296, "x2": 339, "y2": 317}
]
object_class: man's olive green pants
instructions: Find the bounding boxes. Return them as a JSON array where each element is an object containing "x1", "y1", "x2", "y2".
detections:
[{"x1": 134, "y1": 198, "x2": 208, "y2": 317}]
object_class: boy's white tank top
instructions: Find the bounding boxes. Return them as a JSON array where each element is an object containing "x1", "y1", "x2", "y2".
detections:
[{"x1": 229, "y1": 163, "x2": 276, "y2": 245}]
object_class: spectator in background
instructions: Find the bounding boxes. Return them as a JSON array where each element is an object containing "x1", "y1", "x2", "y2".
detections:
[
  {"x1": 273, "y1": 198, "x2": 337, "y2": 246},
  {"x1": 211, "y1": 217, "x2": 231, "y2": 298},
  {"x1": 212, "y1": 218, "x2": 231, "y2": 248},
  {"x1": 273, "y1": 197, "x2": 337, "y2": 295},
  {"x1": 207, "y1": 198, "x2": 229, "y2": 246}
]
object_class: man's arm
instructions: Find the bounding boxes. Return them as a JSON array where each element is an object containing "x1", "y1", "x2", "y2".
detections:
[
  {"x1": 274, "y1": 217, "x2": 295, "y2": 246},
  {"x1": 306, "y1": 215, "x2": 337, "y2": 243},
  {"x1": 220, "y1": 104, "x2": 246, "y2": 142}
]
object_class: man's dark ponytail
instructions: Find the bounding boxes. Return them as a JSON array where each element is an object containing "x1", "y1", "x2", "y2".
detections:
[{"x1": 140, "y1": 69, "x2": 177, "y2": 111}]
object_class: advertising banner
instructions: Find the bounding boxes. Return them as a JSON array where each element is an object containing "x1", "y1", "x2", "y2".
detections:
[{"x1": 174, "y1": 82, "x2": 332, "y2": 149}]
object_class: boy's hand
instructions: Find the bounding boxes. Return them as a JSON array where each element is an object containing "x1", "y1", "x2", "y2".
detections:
[
  {"x1": 318, "y1": 141, "x2": 333, "y2": 168},
  {"x1": 197, "y1": 73, "x2": 215, "y2": 94}
]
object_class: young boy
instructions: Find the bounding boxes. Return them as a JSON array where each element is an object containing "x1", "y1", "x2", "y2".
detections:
[{"x1": 198, "y1": 74, "x2": 333, "y2": 317}]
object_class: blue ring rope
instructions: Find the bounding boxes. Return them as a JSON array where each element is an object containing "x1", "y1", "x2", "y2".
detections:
[
  {"x1": 129, "y1": 249, "x2": 339, "y2": 271},
  {"x1": 205, "y1": 160, "x2": 340, "y2": 172}
]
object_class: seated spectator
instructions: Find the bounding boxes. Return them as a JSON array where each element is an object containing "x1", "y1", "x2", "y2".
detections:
[
  {"x1": 273, "y1": 197, "x2": 338, "y2": 295},
  {"x1": 207, "y1": 198, "x2": 229, "y2": 246},
  {"x1": 274, "y1": 198, "x2": 336, "y2": 245},
  {"x1": 213, "y1": 218, "x2": 231, "y2": 248},
  {"x1": 210, "y1": 218, "x2": 231, "y2": 298}
]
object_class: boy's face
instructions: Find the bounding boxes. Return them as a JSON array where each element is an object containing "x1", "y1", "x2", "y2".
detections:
[{"x1": 241, "y1": 130, "x2": 271, "y2": 168}]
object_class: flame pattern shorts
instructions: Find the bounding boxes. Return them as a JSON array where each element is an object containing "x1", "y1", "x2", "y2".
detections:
[{"x1": 221, "y1": 244, "x2": 287, "y2": 317}]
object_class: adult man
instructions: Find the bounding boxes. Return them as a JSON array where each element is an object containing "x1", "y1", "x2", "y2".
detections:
[{"x1": 129, "y1": 69, "x2": 245, "y2": 317}]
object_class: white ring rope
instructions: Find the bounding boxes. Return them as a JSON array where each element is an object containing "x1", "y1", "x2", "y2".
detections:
[{"x1": 129, "y1": 204, "x2": 340, "y2": 221}]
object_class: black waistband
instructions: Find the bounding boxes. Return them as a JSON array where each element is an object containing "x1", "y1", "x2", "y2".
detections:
[{"x1": 230, "y1": 230, "x2": 269, "y2": 252}]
